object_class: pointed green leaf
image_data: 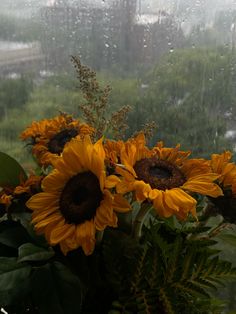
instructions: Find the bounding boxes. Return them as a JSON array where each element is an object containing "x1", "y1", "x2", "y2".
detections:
[
  {"x1": 0, "y1": 257, "x2": 31, "y2": 306},
  {"x1": 0, "y1": 152, "x2": 27, "y2": 188},
  {"x1": 217, "y1": 233, "x2": 236, "y2": 247},
  {"x1": 31, "y1": 262, "x2": 82, "y2": 314},
  {"x1": 18, "y1": 243, "x2": 54, "y2": 263},
  {"x1": 0, "y1": 225, "x2": 31, "y2": 249},
  {"x1": 12, "y1": 212, "x2": 48, "y2": 247}
]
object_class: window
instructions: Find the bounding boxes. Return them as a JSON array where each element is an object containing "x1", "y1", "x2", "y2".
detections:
[{"x1": 0, "y1": 2, "x2": 236, "y2": 309}]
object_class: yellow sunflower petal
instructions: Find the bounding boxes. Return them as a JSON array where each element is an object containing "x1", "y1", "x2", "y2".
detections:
[
  {"x1": 113, "y1": 194, "x2": 131, "y2": 213},
  {"x1": 76, "y1": 221, "x2": 96, "y2": 256},
  {"x1": 115, "y1": 166, "x2": 136, "y2": 181},
  {"x1": 121, "y1": 143, "x2": 137, "y2": 169},
  {"x1": 60, "y1": 235, "x2": 80, "y2": 255},
  {"x1": 181, "y1": 159, "x2": 211, "y2": 178},
  {"x1": 211, "y1": 151, "x2": 232, "y2": 173},
  {"x1": 133, "y1": 180, "x2": 151, "y2": 202},
  {"x1": 152, "y1": 190, "x2": 174, "y2": 218},
  {"x1": 61, "y1": 144, "x2": 85, "y2": 174},
  {"x1": 35, "y1": 213, "x2": 63, "y2": 229},
  {"x1": 49, "y1": 223, "x2": 75, "y2": 245},
  {"x1": 105, "y1": 175, "x2": 121, "y2": 188},
  {"x1": 41, "y1": 169, "x2": 68, "y2": 192},
  {"x1": 26, "y1": 192, "x2": 59, "y2": 211},
  {"x1": 31, "y1": 207, "x2": 58, "y2": 223},
  {"x1": 182, "y1": 174, "x2": 223, "y2": 197},
  {"x1": 95, "y1": 192, "x2": 118, "y2": 230},
  {"x1": 116, "y1": 180, "x2": 135, "y2": 194},
  {"x1": 164, "y1": 188, "x2": 197, "y2": 218},
  {"x1": 90, "y1": 149, "x2": 106, "y2": 190}
]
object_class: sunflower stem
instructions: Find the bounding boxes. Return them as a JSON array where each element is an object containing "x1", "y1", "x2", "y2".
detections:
[
  {"x1": 132, "y1": 202, "x2": 152, "y2": 239},
  {"x1": 96, "y1": 230, "x2": 104, "y2": 244}
]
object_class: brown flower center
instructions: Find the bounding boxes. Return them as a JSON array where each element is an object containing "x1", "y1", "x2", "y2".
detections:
[
  {"x1": 59, "y1": 171, "x2": 103, "y2": 224},
  {"x1": 48, "y1": 128, "x2": 78, "y2": 154},
  {"x1": 134, "y1": 157, "x2": 186, "y2": 190}
]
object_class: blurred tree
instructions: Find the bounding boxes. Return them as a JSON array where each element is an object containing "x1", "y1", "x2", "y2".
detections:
[
  {"x1": 0, "y1": 77, "x2": 33, "y2": 120},
  {"x1": 127, "y1": 48, "x2": 235, "y2": 156},
  {"x1": 0, "y1": 14, "x2": 43, "y2": 42}
]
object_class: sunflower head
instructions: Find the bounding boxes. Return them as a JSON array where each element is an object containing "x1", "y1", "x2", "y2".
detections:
[
  {"x1": 26, "y1": 135, "x2": 130, "y2": 256},
  {"x1": 210, "y1": 152, "x2": 236, "y2": 194},
  {"x1": 0, "y1": 192, "x2": 13, "y2": 208},
  {"x1": 14, "y1": 174, "x2": 43, "y2": 196},
  {"x1": 114, "y1": 139, "x2": 222, "y2": 220},
  {"x1": 21, "y1": 113, "x2": 94, "y2": 166},
  {"x1": 104, "y1": 139, "x2": 124, "y2": 175},
  {"x1": 208, "y1": 152, "x2": 236, "y2": 222}
]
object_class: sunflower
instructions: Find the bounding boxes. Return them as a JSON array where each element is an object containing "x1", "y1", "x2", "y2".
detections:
[
  {"x1": 209, "y1": 152, "x2": 236, "y2": 222},
  {"x1": 104, "y1": 139, "x2": 124, "y2": 164},
  {"x1": 210, "y1": 151, "x2": 236, "y2": 195},
  {"x1": 107, "y1": 134, "x2": 223, "y2": 220},
  {"x1": 26, "y1": 135, "x2": 130, "y2": 255},
  {"x1": 0, "y1": 192, "x2": 13, "y2": 208},
  {"x1": 20, "y1": 113, "x2": 94, "y2": 166},
  {"x1": 14, "y1": 174, "x2": 43, "y2": 196},
  {"x1": 104, "y1": 139, "x2": 125, "y2": 176}
]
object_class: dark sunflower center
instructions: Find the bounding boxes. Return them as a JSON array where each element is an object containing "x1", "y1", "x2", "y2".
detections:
[
  {"x1": 59, "y1": 171, "x2": 103, "y2": 224},
  {"x1": 48, "y1": 128, "x2": 78, "y2": 154},
  {"x1": 134, "y1": 157, "x2": 186, "y2": 190}
]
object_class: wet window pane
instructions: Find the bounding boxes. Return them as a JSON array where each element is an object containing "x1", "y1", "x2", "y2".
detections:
[
  {"x1": 1, "y1": 0, "x2": 236, "y2": 158},
  {"x1": 1, "y1": 0, "x2": 236, "y2": 311}
]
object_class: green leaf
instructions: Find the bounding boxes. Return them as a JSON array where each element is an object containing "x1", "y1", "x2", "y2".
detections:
[
  {"x1": 0, "y1": 257, "x2": 31, "y2": 306},
  {"x1": 12, "y1": 212, "x2": 48, "y2": 247},
  {"x1": 31, "y1": 262, "x2": 82, "y2": 314},
  {"x1": 18, "y1": 243, "x2": 54, "y2": 263},
  {"x1": 0, "y1": 152, "x2": 27, "y2": 188},
  {"x1": 0, "y1": 224, "x2": 31, "y2": 249},
  {"x1": 217, "y1": 233, "x2": 236, "y2": 247}
]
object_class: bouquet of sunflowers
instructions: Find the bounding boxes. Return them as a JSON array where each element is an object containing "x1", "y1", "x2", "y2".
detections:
[{"x1": 1, "y1": 58, "x2": 236, "y2": 314}]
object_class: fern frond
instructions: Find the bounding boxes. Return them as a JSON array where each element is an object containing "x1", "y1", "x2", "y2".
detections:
[
  {"x1": 166, "y1": 235, "x2": 183, "y2": 282},
  {"x1": 187, "y1": 239, "x2": 217, "y2": 247},
  {"x1": 181, "y1": 248, "x2": 196, "y2": 281},
  {"x1": 191, "y1": 277, "x2": 217, "y2": 291},
  {"x1": 147, "y1": 248, "x2": 159, "y2": 289},
  {"x1": 192, "y1": 251, "x2": 208, "y2": 279},
  {"x1": 130, "y1": 245, "x2": 149, "y2": 293},
  {"x1": 136, "y1": 290, "x2": 158, "y2": 314},
  {"x1": 173, "y1": 281, "x2": 210, "y2": 298},
  {"x1": 159, "y1": 288, "x2": 175, "y2": 314},
  {"x1": 183, "y1": 225, "x2": 211, "y2": 235},
  {"x1": 201, "y1": 256, "x2": 219, "y2": 278}
]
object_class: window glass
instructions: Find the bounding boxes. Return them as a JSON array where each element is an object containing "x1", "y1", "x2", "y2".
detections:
[
  {"x1": 1, "y1": 1, "x2": 236, "y2": 158},
  {"x1": 1, "y1": 0, "x2": 236, "y2": 310}
]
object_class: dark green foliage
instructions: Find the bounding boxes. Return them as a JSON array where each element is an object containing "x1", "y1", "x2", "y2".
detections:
[
  {"x1": 0, "y1": 152, "x2": 27, "y2": 188},
  {"x1": 104, "y1": 223, "x2": 236, "y2": 314},
  {"x1": 0, "y1": 215, "x2": 82, "y2": 314}
]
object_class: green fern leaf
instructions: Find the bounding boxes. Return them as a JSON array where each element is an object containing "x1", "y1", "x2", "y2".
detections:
[
  {"x1": 191, "y1": 277, "x2": 217, "y2": 291},
  {"x1": 166, "y1": 235, "x2": 183, "y2": 282},
  {"x1": 131, "y1": 245, "x2": 149, "y2": 293},
  {"x1": 159, "y1": 288, "x2": 175, "y2": 314},
  {"x1": 173, "y1": 281, "x2": 210, "y2": 298}
]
